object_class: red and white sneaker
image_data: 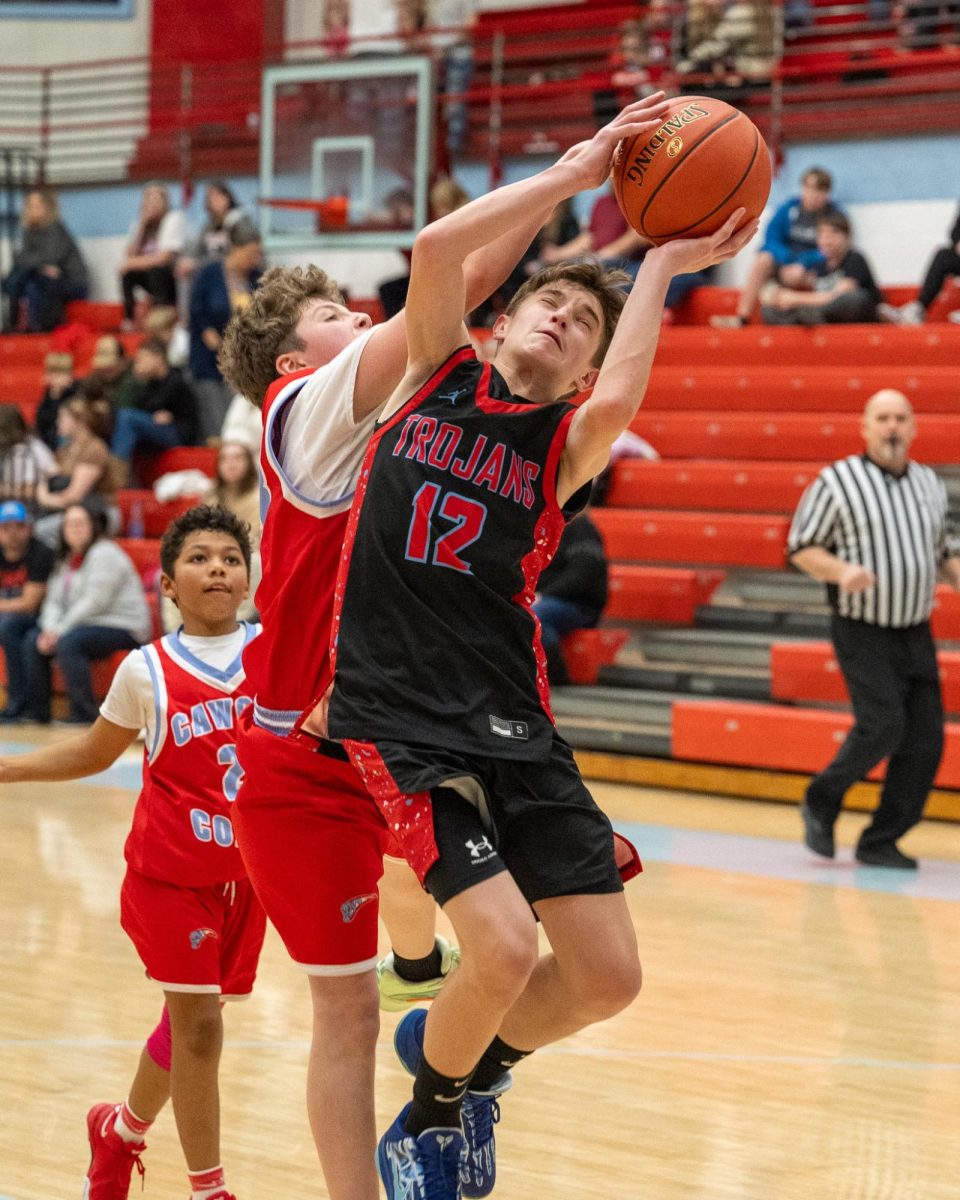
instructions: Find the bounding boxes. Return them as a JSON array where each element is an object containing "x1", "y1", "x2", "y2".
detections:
[{"x1": 84, "y1": 1102, "x2": 146, "y2": 1199}]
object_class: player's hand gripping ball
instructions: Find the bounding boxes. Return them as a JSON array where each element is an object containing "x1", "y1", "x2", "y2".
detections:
[{"x1": 613, "y1": 95, "x2": 771, "y2": 244}]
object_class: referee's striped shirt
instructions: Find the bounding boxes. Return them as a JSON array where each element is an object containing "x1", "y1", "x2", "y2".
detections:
[{"x1": 788, "y1": 453, "x2": 958, "y2": 628}]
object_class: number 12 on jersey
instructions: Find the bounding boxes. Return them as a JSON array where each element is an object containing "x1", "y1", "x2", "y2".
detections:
[{"x1": 405, "y1": 482, "x2": 488, "y2": 574}]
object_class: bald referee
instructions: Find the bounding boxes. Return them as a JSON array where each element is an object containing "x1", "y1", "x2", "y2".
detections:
[{"x1": 788, "y1": 389, "x2": 960, "y2": 869}]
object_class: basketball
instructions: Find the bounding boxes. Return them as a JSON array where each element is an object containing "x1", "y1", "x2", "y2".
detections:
[{"x1": 612, "y1": 94, "x2": 771, "y2": 244}]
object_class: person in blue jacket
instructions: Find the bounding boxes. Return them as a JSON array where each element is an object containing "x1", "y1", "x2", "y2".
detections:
[
  {"x1": 713, "y1": 165, "x2": 842, "y2": 327},
  {"x1": 188, "y1": 221, "x2": 263, "y2": 443}
]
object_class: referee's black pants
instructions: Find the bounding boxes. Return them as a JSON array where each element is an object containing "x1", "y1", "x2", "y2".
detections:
[{"x1": 805, "y1": 615, "x2": 944, "y2": 851}]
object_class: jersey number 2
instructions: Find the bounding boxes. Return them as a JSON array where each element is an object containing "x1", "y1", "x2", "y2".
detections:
[{"x1": 405, "y1": 482, "x2": 487, "y2": 574}]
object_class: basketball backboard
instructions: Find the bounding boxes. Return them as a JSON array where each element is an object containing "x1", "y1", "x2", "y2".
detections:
[{"x1": 259, "y1": 55, "x2": 434, "y2": 253}]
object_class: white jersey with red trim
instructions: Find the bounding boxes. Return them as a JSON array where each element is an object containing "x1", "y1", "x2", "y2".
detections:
[
  {"x1": 120, "y1": 623, "x2": 260, "y2": 887},
  {"x1": 242, "y1": 330, "x2": 384, "y2": 738}
]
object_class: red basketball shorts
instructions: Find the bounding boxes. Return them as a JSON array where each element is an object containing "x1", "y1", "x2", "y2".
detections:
[
  {"x1": 234, "y1": 708, "x2": 390, "y2": 973},
  {"x1": 120, "y1": 866, "x2": 266, "y2": 998}
]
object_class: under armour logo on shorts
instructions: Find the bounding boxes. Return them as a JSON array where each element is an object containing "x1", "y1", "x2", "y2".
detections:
[
  {"x1": 340, "y1": 893, "x2": 377, "y2": 923},
  {"x1": 466, "y1": 836, "x2": 494, "y2": 860}
]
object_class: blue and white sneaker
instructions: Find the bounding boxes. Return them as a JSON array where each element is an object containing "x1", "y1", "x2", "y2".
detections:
[
  {"x1": 377, "y1": 1102, "x2": 466, "y2": 1200},
  {"x1": 394, "y1": 1008, "x2": 510, "y2": 1198}
]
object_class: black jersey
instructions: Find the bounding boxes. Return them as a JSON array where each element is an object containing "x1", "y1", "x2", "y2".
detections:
[{"x1": 328, "y1": 345, "x2": 585, "y2": 762}]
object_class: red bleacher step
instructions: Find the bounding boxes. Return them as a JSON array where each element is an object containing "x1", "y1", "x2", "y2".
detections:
[
  {"x1": 642, "y1": 365, "x2": 960, "y2": 414},
  {"x1": 605, "y1": 460, "x2": 821, "y2": 515},
  {"x1": 593, "y1": 509, "x2": 789, "y2": 569},
  {"x1": 672, "y1": 699, "x2": 960, "y2": 790},
  {"x1": 116, "y1": 489, "x2": 201, "y2": 537},
  {"x1": 771, "y1": 641, "x2": 960, "y2": 713},
  {"x1": 631, "y1": 413, "x2": 960, "y2": 463},
  {"x1": 933, "y1": 587, "x2": 960, "y2": 641},
  {"x1": 652, "y1": 324, "x2": 960, "y2": 369},
  {"x1": 562, "y1": 628, "x2": 629, "y2": 686},
  {"x1": 605, "y1": 565, "x2": 725, "y2": 624}
]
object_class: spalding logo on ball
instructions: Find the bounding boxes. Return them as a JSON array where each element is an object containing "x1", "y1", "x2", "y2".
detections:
[{"x1": 613, "y1": 95, "x2": 772, "y2": 245}]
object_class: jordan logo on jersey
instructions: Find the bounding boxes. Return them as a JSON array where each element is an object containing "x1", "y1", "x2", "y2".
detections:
[
  {"x1": 488, "y1": 714, "x2": 529, "y2": 740},
  {"x1": 340, "y1": 893, "x2": 377, "y2": 923}
]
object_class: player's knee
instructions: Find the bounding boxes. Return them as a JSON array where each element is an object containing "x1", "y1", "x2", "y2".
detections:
[
  {"x1": 310, "y1": 974, "x2": 380, "y2": 1049},
  {"x1": 571, "y1": 949, "x2": 642, "y2": 1023},
  {"x1": 174, "y1": 1008, "x2": 223, "y2": 1061},
  {"x1": 465, "y1": 915, "x2": 538, "y2": 1005}
]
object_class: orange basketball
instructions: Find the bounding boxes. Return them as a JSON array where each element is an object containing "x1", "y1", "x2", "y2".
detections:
[{"x1": 612, "y1": 95, "x2": 771, "y2": 245}]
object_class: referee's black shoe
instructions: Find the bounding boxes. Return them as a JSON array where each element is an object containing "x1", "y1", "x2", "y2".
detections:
[
  {"x1": 855, "y1": 843, "x2": 918, "y2": 870},
  {"x1": 800, "y1": 803, "x2": 835, "y2": 858}
]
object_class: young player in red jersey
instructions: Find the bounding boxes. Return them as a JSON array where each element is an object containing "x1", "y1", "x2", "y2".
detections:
[
  {"x1": 322, "y1": 99, "x2": 758, "y2": 1196},
  {"x1": 0, "y1": 506, "x2": 263, "y2": 1200}
]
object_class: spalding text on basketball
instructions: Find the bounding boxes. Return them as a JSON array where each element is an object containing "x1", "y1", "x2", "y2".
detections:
[{"x1": 623, "y1": 102, "x2": 711, "y2": 186}]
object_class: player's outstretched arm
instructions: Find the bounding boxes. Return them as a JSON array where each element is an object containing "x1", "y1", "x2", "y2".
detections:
[
  {"x1": 0, "y1": 716, "x2": 139, "y2": 784},
  {"x1": 558, "y1": 211, "x2": 758, "y2": 505},
  {"x1": 401, "y1": 95, "x2": 672, "y2": 382}
]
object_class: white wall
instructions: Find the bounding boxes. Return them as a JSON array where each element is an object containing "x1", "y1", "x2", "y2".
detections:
[{"x1": 0, "y1": 2, "x2": 150, "y2": 66}]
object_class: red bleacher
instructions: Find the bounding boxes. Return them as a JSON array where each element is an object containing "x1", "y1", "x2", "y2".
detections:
[
  {"x1": 592, "y1": 508, "x2": 790, "y2": 569},
  {"x1": 672, "y1": 699, "x2": 960, "y2": 790},
  {"x1": 771, "y1": 641, "x2": 960, "y2": 713},
  {"x1": 605, "y1": 460, "x2": 821, "y2": 515},
  {"x1": 630, "y1": 412, "x2": 960, "y2": 463},
  {"x1": 642, "y1": 365, "x2": 960, "y2": 413},
  {"x1": 562, "y1": 628, "x2": 629, "y2": 686},
  {"x1": 605, "y1": 565, "x2": 725, "y2": 624}
]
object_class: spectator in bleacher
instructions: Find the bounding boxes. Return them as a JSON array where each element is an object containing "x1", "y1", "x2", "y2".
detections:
[
  {"x1": 189, "y1": 222, "x2": 263, "y2": 443},
  {"x1": 881, "y1": 200, "x2": 960, "y2": 324},
  {"x1": 33, "y1": 351, "x2": 78, "y2": 452},
  {"x1": 0, "y1": 405, "x2": 55, "y2": 513},
  {"x1": 144, "y1": 304, "x2": 189, "y2": 368},
  {"x1": 321, "y1": 0, "x2": 352, "y2": 56},
  {"x1": 895, "y1": 1, "x2": 960, "y2": 50},
  {"x1": 712, "y1": 165, "x2": 841, "y2": 327},
  {"x1": 534, "y1": 510, "x2": 609, "y2": 687},
  {"x1": 34, "y1": 397, "x2": 118, "y2": 549},
  {"x1": 176, "y1": 180, "x2": 248, "y2": 280},
  {"x1": 642, "y1": 0, "x2": 676, "y2": 80},
  {"x1": 0, "y1": 500, "x2": 55, "y2": 723},
  {"x1": 118, "y1": 183, "x2": 188, "y2": 328},
  {"x1": 595, "y1": 19, "x2": 660, "y2": 125},
  {"x1": 789, "y1": 390, "x2": 960, "y2": 869},
  {"x1": 541, "y1": 179, "x2": 647, "y2": 279},
  {"x1": 1, "y1": 188, "x2": 88, "y2": 333},
  {"x1": 220, "y1": 390, "x2": 262, "y2": 452},
  {"x1": 759, "y1": 212, "x2": 881, "y2": 325},
  {"x1": 21, "y1": 499, "x2": 150, "y2": 724},
  {"x1": 83, "y1": 335, "x2": 138, "y2": 421},
  {"x1": 110, "y1": 339, "x2": 199, "y2": 484},
  {"x1": 676, "y1": 0, "x2": 775, "y2": 89},
  {"x1": 425, "y1": 0, "x2": 477, "y2": 155},
  {"x1": 377, "y1": 187, "x2": 418, "y2": 319},
  {"x1": 205, "y1": 438, "x2": 261, "y2": 621}
]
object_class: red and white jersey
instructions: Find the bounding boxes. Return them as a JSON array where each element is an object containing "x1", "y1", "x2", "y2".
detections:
[
  {"x1": 102, "y1": 623, "x2": 260, "y2": 887},
  {"x1": 244, "y1": 330, "x2": 384, "y2": 739}
]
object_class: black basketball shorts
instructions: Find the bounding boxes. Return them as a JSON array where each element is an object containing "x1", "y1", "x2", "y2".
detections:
[{"x1": 344, "y1": 732, "x2": 622, "y2": 908}]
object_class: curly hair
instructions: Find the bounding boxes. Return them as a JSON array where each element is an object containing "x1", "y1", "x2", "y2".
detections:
[
  {"x1": 504, "y1": 259, "x2": 630, "y2": 366},
  {"x1": 160, "y1": 504, "x2": 252, "y2": 579},
  {"x1": 218, "y1": 265, "x2": 345, "y2": 405}
]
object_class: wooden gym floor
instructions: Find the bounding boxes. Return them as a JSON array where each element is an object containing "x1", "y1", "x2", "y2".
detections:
[{"x1": 1, "y1": 729, "x2": 958, "y2": 1199}]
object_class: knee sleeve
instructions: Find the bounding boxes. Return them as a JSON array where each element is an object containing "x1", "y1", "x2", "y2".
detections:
[{"x1": 145, "y1": 1003, "x2": 172, "y2": 1071}]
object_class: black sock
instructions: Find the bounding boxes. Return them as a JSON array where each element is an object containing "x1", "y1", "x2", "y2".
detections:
[
  {"x1": 469, "y1": 1035, "x2": 532, "y2": 1092},
  {"x1": 406, "y1": 1054, "x2": 470, "y2": 1136},
  {"x1": 392, "y1": 940, "x2": 443, "y2": 984}
]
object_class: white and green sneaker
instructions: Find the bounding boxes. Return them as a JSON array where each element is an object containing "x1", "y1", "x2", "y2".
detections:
[{"x1": 377, "y1": 935, "x2": 461, "y2": 1013}]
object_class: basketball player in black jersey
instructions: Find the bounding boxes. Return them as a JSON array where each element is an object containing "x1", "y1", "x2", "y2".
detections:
[{"x1": 325, "y1": 96, "x2": 758, "y2": 1200}]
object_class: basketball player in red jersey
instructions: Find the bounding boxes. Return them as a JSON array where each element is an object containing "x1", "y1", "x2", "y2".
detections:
[
  {"x1": 216, "y1": 94, "x2": 685, "y2": 1200},
  {"x1": 322, "y1": 106, "x2": 758, "y2": 1194},
  {"x1": 0, "y1": 506, "x2": 263, "y2": 1200}
]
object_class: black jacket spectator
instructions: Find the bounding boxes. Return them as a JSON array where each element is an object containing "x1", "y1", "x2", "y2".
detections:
[
  {"x1": 534, "y1": 512, "x2": 609, "y2": 685},
  {"x1": 0, "y1": 499, "x2": 55, "y2": 721},
  {"x1": 1, "y1": 189, "x2": 88, "y2": 332},
  {"x1": 34, "y1": 351, "x2": 78, "y2": 452}
]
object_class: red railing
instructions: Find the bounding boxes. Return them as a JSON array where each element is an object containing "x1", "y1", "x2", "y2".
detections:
[{"x1": 0, "y1": 1, "x2": 959, "y2": 190}]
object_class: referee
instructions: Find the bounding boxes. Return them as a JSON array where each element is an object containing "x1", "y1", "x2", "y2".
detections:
[{"x1": 788, "y1": 389, "x2": 960, "y2": 869}]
